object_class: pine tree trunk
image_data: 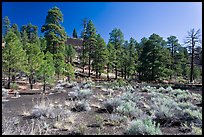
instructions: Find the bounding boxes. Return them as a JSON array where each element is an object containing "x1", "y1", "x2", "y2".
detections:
[
  {"x1": 43, "y1": 74, "x2": 46, "y2": 92},
  {"x1": 107, "y1": 64, "x2": 109, "y2": 80},
  {"x1": 124, "y1": 66, "x2": 127, "y2": 80},
  {"x1": 88, "y1": 55, "x2": 91, "y2": 77},
  {"x1": 29, "y1": 74, "x2": 33, "y2": 89},
  {"x1": 115, "y1": 66, "x2": 117, "y2": 79},
  {"x1": 190, "y1": 41, "x2": 195, "y2": 83},
  {"x1": 121, "y1": 69, "x2": 124, "y2": 78},
  {"x1": 8, "y1": 68, "x2": 11, "y2": 89},
  {"x1": 11, "y1": 69, "x2": 15, "y2": 83}
]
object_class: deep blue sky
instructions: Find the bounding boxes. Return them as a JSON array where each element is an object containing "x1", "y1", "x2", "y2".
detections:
[{"x1": 2, "y1": 2, "x2": 202, "y2": 45}]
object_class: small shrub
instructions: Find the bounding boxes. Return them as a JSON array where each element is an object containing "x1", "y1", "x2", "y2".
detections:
[
  {"x1": 10, "y1": 83, "x2": 19, "y2": 90},
  {"x1": 78, "y1": 89, "x2": 92, "y2": 99},
  {"x1": 191, "y1": 93, "x2": 202, "y2": 102},
  {"x1": 183, "y1": 109, "x2": 202, "y2": 127},
  {"x1": 178, "y1": 102, "x2": 197, "y2": 110},
  {"x1": 191, "y1": 123, "x2": 202, "y2": 135},
  {"x1": 141, "y1": 86, "x2": 157, "y2": 92},
  {"x1": 125, "y1": 119, "x2": 162, "y2": 135},
  {"x1": 103, "y1": 98, "x2": 123, "y2": 113},
  {"x1": 71, "y1": 101, "x2": 91, "y2": 112},
  {"x1": 116, "y1": 101, "x2": 143, "y2": 118},
  {"x1": 150, "y1": 96, "x2": 182, "y2": 122},
  {"x1": 68, "y1": 89, "x2": 92, "y2": 100}
]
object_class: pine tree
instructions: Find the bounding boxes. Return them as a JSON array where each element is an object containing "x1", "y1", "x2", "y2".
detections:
[
  {"x1": 63, "y1": 63, "x2": 75, "y2": 82},
  {"x1": 20, "y1": 23, "x2": 38, "y2": 44},
  {"x1": 106, "y1": 43, "x2": 116, "y2": 80},
  {"x1": 138, "y1": 33, "x2": 171, "y2": 81},
  {"x1": 26, "y1": 42, "x2": 44, "y2": 89},
  {"x1": 38, "y1": 52, "x2": 55, "y2": 92},
  {"x1": 41, "y1": 6, "x2": 67, "y2": 78},
  {"x1": 73, "y1": 28, "x2": 78, "y2": 38},
  {"x1": 2, "y1": 30, "x2": 28, "y2": 89},
  {"x1": 65, "y1": 44, "x2": 76, "y2": 64},
  {"x1": 127, "y1": 37, "x2": 137, "y2": 79},
  {"x1": 167, "y1": 35, "x2": 180, "y2": 79},
  {"x1": 86, "y1": 20, "x2": 97, "y2": 77},
  {"x1": 2, "y1": 16, "x2": 11, "y2": 39},
  {"x1": 80, "y1": 18, "x2": 88, "y2": 73},
  {"x1": 92, "y1": 34, "x2": 108, "y2": 78},
  {"x1": 11, "y1": 24, "x2": 21, "y2": 39},
  {"x1": 41, "y1": 6, "x2": 66, "y2": 55},
  {"x1": 109, "y1": 28, "x2": 124, "y2": 79}
]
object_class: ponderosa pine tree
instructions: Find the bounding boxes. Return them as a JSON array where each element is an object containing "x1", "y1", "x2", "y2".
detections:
[
  {"x1": 63, "y1": 63, "x2": 75, "y2": 82},
  {"x1": 38, "y1": 52, "x2": 55, "y2": 92},
  {"x1": 167, "y1": 35, "x2": 181, "y2": 79},
  {"x1": 80, "y1": 18, "x2": 88, "y2": 73},
  {"x1": 41, "y1": 6, "x2": 67, "y2": 79},
  {"x1": 73, "y1": 28, "x2": 78, "y2": 38},
  {"x1": 65, "y1": 44, "x2": 76, "y2": 64},
  {"x1": 2, "y1": 30, "x2": 27, "y2": 89},
  {"x1": 26, "y1": 42, "x2": 44, "y2": 89},
  {"x1": 138, "y1": 33, "x2": 171, "y2": 81},
  {"x1": 20, "y1": 23, "x2": 38, "y2": 44},
  {"x1": 86, "y1": 20, "x2": 97, "y2": 77},
  {"x1": 109, "y1": 28, "x2": 124, "y2": 79},
  {"x1": 120, "y1": 40, "x2": 129, "y2": 79},
  {"x1": 11, "y1": 24, "x2": 21, "y2": 39},
  {"x1": 92, "y1": 34, "x2": 108, "y2": 78},
  {"x1": 2, "y1": 16, "x2": 11, "y2": 39},
  {"x1": 127, "y1": 37, "x2": 137, "y2": 79},
  {"x1": 106, "y1": 43, "x2": 116, "y2": 80}
]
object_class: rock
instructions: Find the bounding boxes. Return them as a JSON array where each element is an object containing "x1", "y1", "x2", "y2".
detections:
[
  {"x1": 98, "y1": 99, "x2": 104, "y2": 102},
  {"x1": 2, "y1": 88, "x2": 8, "y2": 97},
  {"x1": 31, "y1": 108, "x2": 46, "y2": 118},
  {"x1": 91, "y1": 103, "x2": 101, "y2": 109}
]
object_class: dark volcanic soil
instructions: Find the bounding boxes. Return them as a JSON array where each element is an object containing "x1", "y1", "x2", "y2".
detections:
[{"x1": 2, "y1": 83, "x2": 202, "y2": 135}]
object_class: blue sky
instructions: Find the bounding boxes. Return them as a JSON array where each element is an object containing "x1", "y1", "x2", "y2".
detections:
[{"x1": 2, "y1": 2, "x2": 202, "y2": 45}]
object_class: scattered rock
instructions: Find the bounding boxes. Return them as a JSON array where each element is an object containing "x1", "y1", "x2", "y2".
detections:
[{"x1": 71, "y1": 101, "x2": 91, "y2": 112}]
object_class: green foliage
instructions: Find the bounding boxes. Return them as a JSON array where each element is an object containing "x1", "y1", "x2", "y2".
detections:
[
  {"x1": 2, "y1": 30, "x2": 28, "y2": 88},
  {"x1": 2, "y1": 16, "x2": 11, "y2": 38},
  {"x1": 192, "y1": 65, "x2": 201, "y2": 80},
  {"x1": 64, "y1": 63, "x2": 75, "y2": 80},
  {"x1": 116, "y1": 101, "x2": 143, "y2": 118},
  {"x1": 38, "y1": 52, "x2": 55, "y2": 91},
  {"x1": 10, "y1": 83, "x2": 19, "y2": 90},
  {"x1": 20, "y1": 23, "x2": 38, "y2": 44},
  {"x1": 77, "y1": 89, "x2": 93, "y2": 99},
  {"x1": 138, "y1": 33, "x2": 172, "y2": 81},
  {"x1": 54, "y1": 52, "x2": 66, "y2": 78},
  {"x1": 109, "y1": 28, "x2": 124, "y2": 79},
  {"x1": 65, "y1": 44, "x2": 76, "y2": 64},
  {"x1": 125, "y1": 119, "x2": 162, "y2": 135},
  {"x1": 25, "y1": 42, "x2": 44, "y2": 89},
  {"x1": 72, "y1": 28, "x2": 78, "y2": 38},
  {"x1": 41, "y1": 6, "x2": 67, "y2": 77},
  {"x1": 11, "y1": 24, "x2": 21, "y2": 39},
  {"x1": 86, "y1": 20, "x2": 97, "y2": 77},
  {"x1": 92, "y1": 34, "x2": 108, "y2": 78},
  {"x1": 106, "y1": 42, "x2": 116, "y2": 79}
]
